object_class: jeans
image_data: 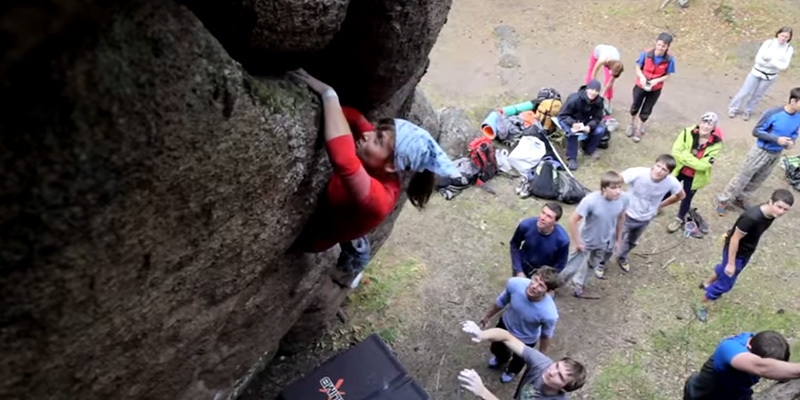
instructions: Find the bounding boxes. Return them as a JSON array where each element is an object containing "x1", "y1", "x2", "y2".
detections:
[
  {"x1": 617, "y1": 217, "x2": 650, "y2": 261},
  {"x1": 728, "y1": 73, "x2": 777, "y2": 114},
  {"x1": 558, "y1": 119, "x2": 605, "y2": 160},
  {"x1": 662, "y1": 172, "x2": 696, "y2": 219}
]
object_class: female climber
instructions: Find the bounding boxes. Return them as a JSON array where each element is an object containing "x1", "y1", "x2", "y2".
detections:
[
  {"x1": 289, "y1": 69, "x2": 458, "y2": 275},
  {"x1": 586, "y1": 44, "x2": 624, "y2": 110}
]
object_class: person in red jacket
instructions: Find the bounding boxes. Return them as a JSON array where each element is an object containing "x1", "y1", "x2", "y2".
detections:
[
  {"x1": 628, "y1": 32, "x2": 676, "y2": 143},
  {"x1": 289, "y1": 69, "x2": 458, "y2": 280}
]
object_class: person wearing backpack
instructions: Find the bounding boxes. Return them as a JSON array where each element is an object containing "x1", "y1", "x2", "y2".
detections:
[
  {"x1": 628, "y1": 33, "x2": 676, "y2": 143},
  {"x1": 556, "y1": 79, "x2": 606, "y2": 171},
  {"x1": 728, "y1": 26, "x2": 794, "y2": 121},
  {"x1": 665, "y1": 112, "x2": 724, "y2": 234},
  {"x1": 289, "y1": 69, "x2": 459, "y2": 259}
]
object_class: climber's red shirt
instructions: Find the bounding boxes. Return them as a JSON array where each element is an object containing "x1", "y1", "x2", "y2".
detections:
[{"x1": 302, "y1": 107, "x2": 401, "y2": 252}]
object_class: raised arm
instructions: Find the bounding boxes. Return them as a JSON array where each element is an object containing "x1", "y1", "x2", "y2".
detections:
[
  {"x1": 730, "y1": 352, "x2": 800, "y2": 381},
  {"x1": 290, "y1": 69, "x2": 372, "y2": 202}
]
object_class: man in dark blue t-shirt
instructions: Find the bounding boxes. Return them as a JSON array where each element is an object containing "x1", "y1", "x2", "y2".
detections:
[
  {"x1": 509, "y1": 202, "x2": 570, "y2": 277},
  {"x1": 684, "y1": 331, "x2": 800, "y2": 400}
]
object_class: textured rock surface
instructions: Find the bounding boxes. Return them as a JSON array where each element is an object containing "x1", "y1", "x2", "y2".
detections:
[
  {"x1": 438, "y1": 107, "x2": 480, "y2": 158},
  {"x1": 0, "y1": 1, "x2": 334, "y2": 399},
  {"x1": 179, "y1": 0, "x2": 350, "y2": 72},
  {"x1": 308, "y1": 0, "x2": 453, "y2": 110},
  {"x1": 0, "y1": 0, "x2": 452, "y2": 398},
  {"x1": 755, "y1": 380, "x2": 800, "y2": 400}
]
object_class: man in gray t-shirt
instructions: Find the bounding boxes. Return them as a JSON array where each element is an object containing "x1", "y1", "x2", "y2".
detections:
[
  {"x1": 566, "y1": 171, "x2": 629, "y2": 297},
  {"x1": 458, "y1": 321, "x2": 587, "y2": 399},
  {"x1": 617, "y1": 155, "x2": 685, "y2": 272}
]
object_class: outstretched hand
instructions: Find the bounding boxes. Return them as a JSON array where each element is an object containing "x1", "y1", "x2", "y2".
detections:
[
  {"x1": 461, "y1": 320, "x2": 483, "y2": 343},
  {"x1": 458, "y1": 369, "x2": 487, "y2": 396},
  {"x1": 287, "y1": 68, "x2": 332, "y2": 95}
]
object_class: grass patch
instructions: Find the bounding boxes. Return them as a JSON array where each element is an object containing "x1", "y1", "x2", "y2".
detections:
[
  {"x1": 350, "y1": 256, "x2": 425, "y2": 314},
  {"x1": 338, "y1": 255, "x2": 427, "y2": 346},
  {"x1": 591, "y1": 351, "x2": 667, "y2": 400},
  {"x1": 593, "y1": 247, "x2": 800, "y2": 399}
]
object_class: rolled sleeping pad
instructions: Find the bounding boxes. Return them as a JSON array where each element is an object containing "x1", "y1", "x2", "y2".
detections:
[
  {"x1": 500, "y1": 101, "x2": 534, "y2": 116},
  {"x1": 481, "y1": 110, "x2": 500, "y2": 139}
]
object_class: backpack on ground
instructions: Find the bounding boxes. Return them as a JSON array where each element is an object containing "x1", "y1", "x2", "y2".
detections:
[
  {"x1": 468, "y1": 137, "x2": 499, "y2": 182},
  {"x1": 783, "y1": 156, "x2": 800, "y2": 191},
  {"x1": 525, "y1": 157, "x2": 560, "y2": 200},
  {"x1": 556, "y1": 172, "x2": 590, "y2": 204},
  {"x1": 532, "y1": 87, "x2": 563, "y2": 134}
]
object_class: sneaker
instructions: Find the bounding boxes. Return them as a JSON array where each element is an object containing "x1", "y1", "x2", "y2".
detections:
[
  {"x1": 667, "y1": 217, "x2": 683, "y2": 233},
  {"x1": 694, "y1": 305, "x2": 708, "y2": 322},
  {"x1": 698, "y1": 281, "x2": 707, "y2": 290},
  {"x1": 625, "y1": 123, "x2": 635, "y2": 137},
  {"x1": 691, "y1": 209, "x2": 709, "y2": 234},
  {"x1": 618, "y1": 258, "x2": 630, "y2": 272},
  {"x1": 632, "y1": 129, "x2": 644, "y2": 143},
  {"x1": 567, "y1": 158, "x2": 579, "y2": 171},
  {"x1": 500, "y1": 372, "x2": 516, "y2": 383},
  {"x1": 727, "y1": 109, "x2": 737, "y2": 118},
  {"x1": 573, "y1": 285, "x2": 585, "y2": 298},
  {"x1": 742, "y1": 111, "x2": 751, "y2": 121},
  {"x1": 488, "y1": 356, "x2": 500, "y2": 369},
  {"x1": 594, "y1": 267, "x2": 606, "y2": 279},
  {"x1": 713, "y1": 197, "x2": 728, "y2": 216}
]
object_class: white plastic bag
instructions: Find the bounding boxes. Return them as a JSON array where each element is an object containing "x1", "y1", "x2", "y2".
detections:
[
  {"x1": 507, "y1": 136, "x2": 546, "y2": 176},
  {"x1": 495, "y1": 148, "x2": 513, "y2": 174}
]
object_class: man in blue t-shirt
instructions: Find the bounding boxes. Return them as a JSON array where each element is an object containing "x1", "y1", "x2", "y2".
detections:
[
  {"x1": 479, "y1": 268, "x2": 560, "y2": 384},
  {"x1": 684, "y1": 331, "x2": 800, "y2": 400},
  {"x1": 509, "y1": 202, "x2": 570, "y2": 277},
  {"x1": 716, "y1": 87, "x2": 800, "y2": 215}
]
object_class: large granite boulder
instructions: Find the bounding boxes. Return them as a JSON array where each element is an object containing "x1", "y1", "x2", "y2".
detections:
[{"x1": 0, "y1": 0, "x2": 453, "y2": 398}]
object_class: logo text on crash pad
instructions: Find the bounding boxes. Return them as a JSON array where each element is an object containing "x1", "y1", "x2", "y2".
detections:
[{"x1": 318, "y1": 377, "x2": 346, "y2": 400}]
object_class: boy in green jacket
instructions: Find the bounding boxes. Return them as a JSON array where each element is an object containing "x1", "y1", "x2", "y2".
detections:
[{"x1": 666, "y1": 112, "x2": 724, "y2": 233}]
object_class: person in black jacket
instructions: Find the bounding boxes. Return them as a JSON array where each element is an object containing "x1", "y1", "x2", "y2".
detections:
[{"x1": 557, "y1": 79, "x2": 606, "y2": 171}]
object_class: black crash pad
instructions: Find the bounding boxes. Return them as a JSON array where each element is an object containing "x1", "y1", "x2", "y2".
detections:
[{"x1": 279, "y1": 333, "x2": 430, "y2": 400}]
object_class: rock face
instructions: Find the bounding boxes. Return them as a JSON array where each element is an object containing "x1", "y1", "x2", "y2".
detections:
[
  {"x1": 179, "y1": 0, "x2": 350, "y2": 72},
  {"x1": 438, "y1": 107, "x2": 480, "y2": 158},
  {"x1": 0, "y1": 0, "x2": 452, "y2": 399},
  {"x1": 756, "y1": 380, "x2": 800, "y2": 400}
]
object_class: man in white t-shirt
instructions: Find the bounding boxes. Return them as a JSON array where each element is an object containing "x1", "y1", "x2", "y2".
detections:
[{"x1": 617, "y1": 155, "x2": 685, "y2": 272}]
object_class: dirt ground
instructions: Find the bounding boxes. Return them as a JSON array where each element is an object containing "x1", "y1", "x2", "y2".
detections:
[{"x1": 257, "y1": 0, "x2": 800, "y2": 399}]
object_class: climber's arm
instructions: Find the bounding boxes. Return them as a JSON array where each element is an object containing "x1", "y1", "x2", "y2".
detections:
[{"x1": 290, "y1": 69, "x2": 372, "y2": 202}]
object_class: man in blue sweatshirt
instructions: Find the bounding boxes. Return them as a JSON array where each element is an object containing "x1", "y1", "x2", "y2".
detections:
[
  {"x1": 715, "y1": 87, "x2": 800, "y2": 215},
  {"x1": 509, "y1": 202, "x2": 570, "y2": 277}
]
